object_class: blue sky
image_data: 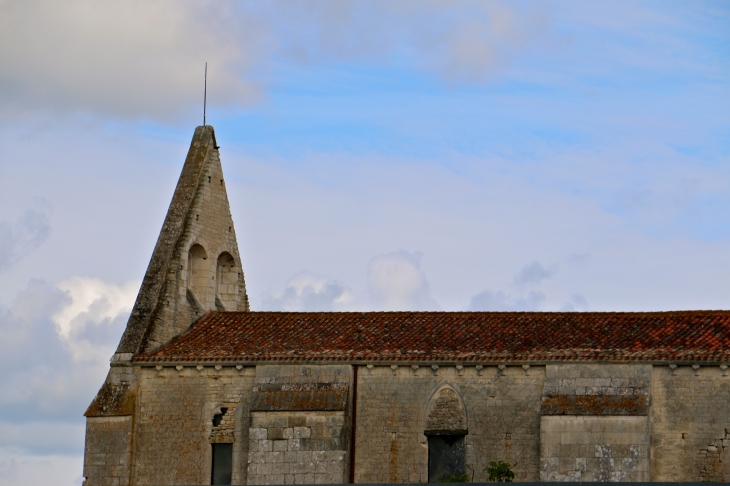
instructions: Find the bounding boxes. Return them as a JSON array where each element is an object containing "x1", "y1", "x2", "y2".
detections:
[{"x1": 0, "y1": 1, "x2": 729, "y2": 484}]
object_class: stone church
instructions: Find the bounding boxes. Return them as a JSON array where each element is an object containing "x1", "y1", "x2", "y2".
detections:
[{"x1": 83, "y1": 126, "x2": 730, "y2": 485}]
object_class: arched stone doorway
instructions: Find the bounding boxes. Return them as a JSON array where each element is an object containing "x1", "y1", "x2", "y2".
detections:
[{"x1": 425, "y1": 386, "x2": 468, "y2": 483}]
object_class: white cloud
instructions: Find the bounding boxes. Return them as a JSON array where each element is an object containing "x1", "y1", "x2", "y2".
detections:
[
  {"x1": 0, "y1": 0, "x2": 268, "y2": 121},
  {"x1": 0, "y1": 0, "x2": 547, "y2": 121},
  {"x1": 0, "y1": 277, "x2": 135, "y2": 440},
  {"x1": 260, "y1": 272, "x2": 357, "y2": 311},
  {"x1": 0, "y1": 422, "x2": 84, "y2": 457},
  {"x1": 258, "y1": 250, "x2": 439, "y2": 311},
  {"x1": 367, "y1": 251, "x2": 438, "y2": 311},
  {"x1": 53, "y1": 277, "x2": 139, "y2": 362}
]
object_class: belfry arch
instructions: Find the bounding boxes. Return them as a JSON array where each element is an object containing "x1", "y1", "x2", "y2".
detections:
[
  {"x1": 187, "y1": 244, "x2": 210, "y2": 307},
  {"x1": 216, "y1": 251, "x2": 238, "y2": 310}
]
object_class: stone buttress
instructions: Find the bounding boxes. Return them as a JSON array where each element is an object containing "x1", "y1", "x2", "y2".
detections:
[{"x1": 82, "y1": 126, "x2": 249, "y2": 486}]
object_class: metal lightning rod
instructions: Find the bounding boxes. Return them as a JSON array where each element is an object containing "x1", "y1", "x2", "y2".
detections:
[{"x1": 203, "y1": 62, "x2": 207, "y2": 126}]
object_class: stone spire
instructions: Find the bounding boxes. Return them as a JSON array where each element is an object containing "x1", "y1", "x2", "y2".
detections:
[{"x1": 114, "y1": 125, "x2": 248, "y2": 358}]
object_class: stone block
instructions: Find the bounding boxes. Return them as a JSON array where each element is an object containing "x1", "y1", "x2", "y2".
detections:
[
  {"x1": 250, "y1": 427, "x2": 267, "y2": 440},
  {"x1": 293, "y1": 426, "x2": 311, "y2": 439},
  {"x1": 273, "y1": 440, "x2": 288, "y2": 452}
]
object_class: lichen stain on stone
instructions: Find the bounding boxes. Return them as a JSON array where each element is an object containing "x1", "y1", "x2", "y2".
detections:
[
  {"x1": 390, "y1": 439, "x2": 399, "y2": 482},
  {"x1": 540, "y1": 394, "x2": 648, "y2": 415},
  {"x1": 85, "y1": 382, "x2": 135, "y2": 417},
  {"x1": 250, "y1": 383, "x2": 348, "y2": 411}
]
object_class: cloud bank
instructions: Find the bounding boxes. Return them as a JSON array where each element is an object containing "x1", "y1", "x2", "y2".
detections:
[
  {"x1": 259, "y1": 250, "x2": 439, "y2": 312},
  {"x1": 0, "y1": 0, "x2": 266, "y2": 121},
  {"x1": 260, "y1": 272, "x2": 356, "y2": 311},
  {"x1": 469, "y1": 260, "x2": 587, "y2": 312},
  {"x1": 0, "y1": 0, "x2": 544, "y2": 121},
  {"x1": 0, "y1": 276, "x2": 136, "y2": 448}
]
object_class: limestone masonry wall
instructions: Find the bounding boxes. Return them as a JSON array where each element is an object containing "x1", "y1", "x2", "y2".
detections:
[
  {"x1": 247, "y1": 365, "x2": 353, "y2": 485},
  {"x1": 83, "y1": 416, "x2": 133, "y2": 486},
  {"x1": 540, "y1": 416, "x2": 650, "y2": 481},
  {"x1": 84, "y1": 362, "x2": 730, "y2": 485},
  {"x1": 652, "y1": 364, "x2": 730, "y2": 481},
  {"x1": 132, "y1": 366, "x2": 255, "y2": 485},
  {"x1": 353, "y1": 364, "x2": 544, "y2": 483},
  {"x1": 248, "y1": 411, "x2": 347, "y2": 485},
  {"x1": 539, "y1": 365, "x2": 652, "y2": 482}
]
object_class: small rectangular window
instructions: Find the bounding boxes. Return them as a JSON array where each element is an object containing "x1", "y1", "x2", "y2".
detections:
[
  {"x1": 428, "y1": 435, "x2": 465, "y2": 483},
  {"x1": 211, "y1": 443, "x2": 232, "y2": 485}
]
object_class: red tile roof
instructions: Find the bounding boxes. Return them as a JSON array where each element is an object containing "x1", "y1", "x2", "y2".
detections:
[{"x1": 134, "y1": 311, "x2": 730, "y2": 363}]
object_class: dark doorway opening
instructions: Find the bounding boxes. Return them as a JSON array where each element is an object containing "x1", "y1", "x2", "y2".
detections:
[
  {"x1": 211, "y1": 443, "x2": 232, "y2": 485},
  {"x1": 428, "y1": 434, "x2": 465, "y2": 483}
]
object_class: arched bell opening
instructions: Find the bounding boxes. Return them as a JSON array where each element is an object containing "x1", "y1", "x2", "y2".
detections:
[
  {"x1": 187, "y1": 244, "x2": 210, "y2": 308},
  {"x1": 215, "y1": 252, "x2": 238, "y2": 311}
]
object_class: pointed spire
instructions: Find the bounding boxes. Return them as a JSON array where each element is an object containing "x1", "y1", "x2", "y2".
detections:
[{"x1": 115, "y1": 126, "x2": 248, "y2": 357}]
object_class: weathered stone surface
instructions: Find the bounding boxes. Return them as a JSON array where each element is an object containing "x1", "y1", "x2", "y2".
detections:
[
  {"x1": 353, "y1": 364, "x2": 544, "y2": 483},
  {"x1": 251, "y1": 383, "x2": 348, "y2": 412},
  {"x1": 425, "y1": 387, "x2": 467, "y2": 435},
  {"x1": 116, "y1": 125, "x2": 248, "y2": 357},
  {"x1": 541, "y1": 395, "x2": 649, "y2": 416},
  {"x1": 651, "y1": 365, "x2": 730, "y2": 481},
  {"x1": 541, "y1": 364, "x2": 651, "y2": 416},
  {"x1": 247, "y1": 411, "x2": 348, "y2": 485},
  {"x1": 83, "y1": 416, "x2": 133, "y2": 486},
  {"x1": 246, "y1": 365, "x2": 353, "y2": 484},
  {"x1": 84, "y1": 381, "x2": 135, "y2": 417},
  {"x1": 540, "y1": 416, "x2": 651, "y2": 482},
  {"x1": 131, "y1": 366, "x2": 255, "y2": 485}
]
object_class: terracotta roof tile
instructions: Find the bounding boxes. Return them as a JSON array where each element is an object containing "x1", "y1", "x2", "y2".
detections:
[{"x1": 133, "y1": 311, "x2": 730, "y2": 363}]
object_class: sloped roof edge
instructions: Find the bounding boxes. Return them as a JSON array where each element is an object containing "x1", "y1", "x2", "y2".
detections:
[{"x1": 133, "y1": 310, "x2": 730, "y2": 363}]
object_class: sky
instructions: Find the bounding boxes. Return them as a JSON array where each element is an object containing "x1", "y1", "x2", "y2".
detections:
[{"x1": 0, "y1": 0, "x2": 728, "y2": 484}]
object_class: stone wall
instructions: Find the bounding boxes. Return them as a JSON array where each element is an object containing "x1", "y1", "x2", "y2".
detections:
[
  {"x1": 248, "y1": 411, "x2": 347, "y2": 484},
  {"x1": 83, "y1": 416, "x2": 133, "y2": 486},
  {"x1": 539, "y1": 364, "x2": 652, "y2": 482},
  {"x1": 83, "y1": 362, "x2": 730, "y2": 485},
  {"x1": 353, "y1": 364, "x2": 544, "y2": 483},
  {"x1": 541, "y1": 364, "x2": 651, "y2": 416},
  {"x1": 652, "y1": 364, "x2": 730, "y2": 481},
  {"x1": 247, "y1": 365, "x2": 352, "y2": 485},
  {"x1": 540, "y1": 416, "x2": 650, "y2": 481},
  {"x1": 132, "y1": 365, "x2": 255, "y2": 485}
]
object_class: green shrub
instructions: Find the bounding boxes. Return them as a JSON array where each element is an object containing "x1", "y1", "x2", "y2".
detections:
[{"x1": 484, "y1": 460, "x2": 515, "y2": 482}]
